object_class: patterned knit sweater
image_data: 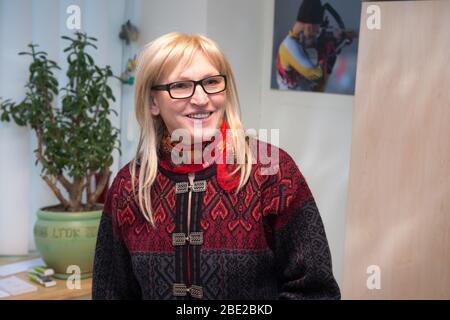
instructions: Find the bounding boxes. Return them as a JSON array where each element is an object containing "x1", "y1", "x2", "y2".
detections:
[{"x1": 92, "y1": 143, "x2": 340, "y2": 300}]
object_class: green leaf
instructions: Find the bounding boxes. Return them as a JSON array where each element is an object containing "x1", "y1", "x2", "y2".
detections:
[
  {"x1": 105, "y1": 86, "x2": 113, "y2": 98},
  {"x1": 86, "y1": 54, "x2": 94, "y2": 65},
  {"x1": 86, "y1": 42, "x2": 98, "y2": 50},
  {"x1": 1, "y1": 112, "x2": 10, "y2": 122}
]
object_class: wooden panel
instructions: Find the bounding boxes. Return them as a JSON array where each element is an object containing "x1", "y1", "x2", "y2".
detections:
[{"x1": 343, "y1": 1, "x2": 450, "y2": 299}]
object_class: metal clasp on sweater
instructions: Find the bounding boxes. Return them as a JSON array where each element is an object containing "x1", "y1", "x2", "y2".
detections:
[
  {"x1": 173, "y1": 283, "x2": 203, "y2": 299},
  {"x1": 172, "y1": 232, "x2": 203, "y2": 246},
  {"x1": 175, "y1": 180, "x2": 207, "y2": 194}
]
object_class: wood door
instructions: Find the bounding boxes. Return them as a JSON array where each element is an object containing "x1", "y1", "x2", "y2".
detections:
[{"x1": 343, "y1": 0, "x2": 450, "y2": 299}]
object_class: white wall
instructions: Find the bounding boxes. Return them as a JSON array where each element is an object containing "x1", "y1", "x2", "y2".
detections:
[
  {"x1": 0, "y1": 0, "x2": 32, "y2": 255},
  {"x1": 206, "y1": 0, "x2": 265, "y2": 130}
]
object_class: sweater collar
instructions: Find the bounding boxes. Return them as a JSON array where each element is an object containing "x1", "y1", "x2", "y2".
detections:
[{"x1": 157, "y1": 120, "x2": 240, "y2": 192}]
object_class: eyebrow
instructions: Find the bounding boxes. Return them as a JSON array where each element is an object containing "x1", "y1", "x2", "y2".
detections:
[{"x1": 171, "y1": 73, "x2": 219, "y2": 82}]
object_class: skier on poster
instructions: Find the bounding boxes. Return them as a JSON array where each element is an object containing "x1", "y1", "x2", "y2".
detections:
[{"x1": 276, "y1": 0, "x2": 357, "y2": 92}]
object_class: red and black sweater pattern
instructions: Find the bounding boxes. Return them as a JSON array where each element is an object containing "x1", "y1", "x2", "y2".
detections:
[{"x1": 92, "y1": 142, "x2": 340, "y2": 299}]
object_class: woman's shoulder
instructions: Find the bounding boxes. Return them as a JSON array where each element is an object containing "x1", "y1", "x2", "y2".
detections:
[
  {"x1": 107, "y1": 161, "x2": 139, "y2": 193},
  {"x1": 117, "y1": 161, "x2": 135, "y2": 180},
  {"x1": 254, "y1": 140, "x2": 315, "y2": 220}
]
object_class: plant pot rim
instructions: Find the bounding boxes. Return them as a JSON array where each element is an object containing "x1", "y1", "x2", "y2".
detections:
[{"x1": 37, "y1": 204, "x2": 103, "y2": 221}]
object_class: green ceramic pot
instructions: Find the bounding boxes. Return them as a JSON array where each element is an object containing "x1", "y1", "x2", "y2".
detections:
[{"x1": 33, "y1": 206, "x2": 102, "y2": 279}]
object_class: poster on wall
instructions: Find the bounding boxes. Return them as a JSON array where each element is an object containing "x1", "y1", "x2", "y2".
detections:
[{"x1": 271, "y1": 0, "x2": 361, "y2": 95}]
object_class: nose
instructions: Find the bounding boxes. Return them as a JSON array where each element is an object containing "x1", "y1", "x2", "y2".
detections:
[{"x1": 190, "y1": 83, "x2": 209, "y2": 106}]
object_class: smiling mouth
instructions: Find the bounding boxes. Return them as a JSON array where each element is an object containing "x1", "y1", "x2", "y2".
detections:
[{"x1": 186, "y1": 112, "x2": 213, "y2": 119}]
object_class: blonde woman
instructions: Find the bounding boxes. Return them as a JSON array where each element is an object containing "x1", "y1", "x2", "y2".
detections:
[{"x1": 92, "y1": 32, "x2": 340, "y2": 300}]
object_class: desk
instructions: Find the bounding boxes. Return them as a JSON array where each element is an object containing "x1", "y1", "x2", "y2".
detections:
[{"x1": 0, "y1": 255, "x2": 92, "y2": 300}]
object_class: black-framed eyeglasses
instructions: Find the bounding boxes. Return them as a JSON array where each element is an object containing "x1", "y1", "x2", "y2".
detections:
[{"x1": 151, "y1": 75, "x2": 227, "y2": 99}]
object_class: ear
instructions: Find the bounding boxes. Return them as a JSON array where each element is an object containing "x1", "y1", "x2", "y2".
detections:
[{"x1": 149, "y1": 95, "x2": 160, "y2": 116}]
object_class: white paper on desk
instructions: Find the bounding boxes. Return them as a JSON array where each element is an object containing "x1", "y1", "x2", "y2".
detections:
[
  {"x1": 0, "y1": 276, "x2": 37, "y2": 296},
  {"x1": 0, "y1": 289, "x2": 10, "y2": 298},
  {"x1": 0, "y1": 258, "x2": 45, "y2": 277}
]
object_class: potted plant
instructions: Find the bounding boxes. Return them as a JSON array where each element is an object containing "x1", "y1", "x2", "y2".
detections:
[{"x1": 0, "y1": 32, "x2": 120, "y2": 279}]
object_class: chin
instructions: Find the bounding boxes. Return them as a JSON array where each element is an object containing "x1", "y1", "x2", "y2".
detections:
[{"x1": 189, "y1": 126, "x2": 219, "y2": 143}]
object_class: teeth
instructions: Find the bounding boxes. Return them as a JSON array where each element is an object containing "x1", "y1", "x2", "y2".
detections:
[{"x1": 188, "y1": 112, "x2": 211, "y2": 119}]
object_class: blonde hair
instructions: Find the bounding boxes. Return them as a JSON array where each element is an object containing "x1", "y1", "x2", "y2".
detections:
[{"x1": 130, "y1": 32, "x2": 253, "y2": 227}]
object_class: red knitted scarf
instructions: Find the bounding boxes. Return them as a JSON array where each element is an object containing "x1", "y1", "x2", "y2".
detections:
[{"x1": 158, "y1": 120, "x2": 240, "y2": 192}]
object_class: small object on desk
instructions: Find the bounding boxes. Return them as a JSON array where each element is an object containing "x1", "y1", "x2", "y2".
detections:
[
  {"x1": 27, "y1": 272, "x2": 56, "y2": 288},
  {"x1": 0, "y1": 276, "x2": 38, "y2": 296},
  {"x1": 29, "y1": 266, "x2": 54, "y2": 277}
]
